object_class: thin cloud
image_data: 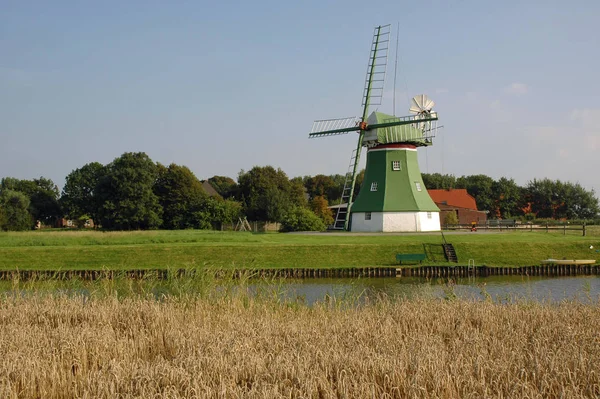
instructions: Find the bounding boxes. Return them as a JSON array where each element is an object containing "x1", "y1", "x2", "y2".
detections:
[
  {"x1": 570, "y1": 108, "x2": 600, "y2": 150},
  {"x1": 504, "y1": 82, "x2": 529, "y2": 95},
  {"x1": 570, "y1": 108, "x2": 600, "y2": 130}
]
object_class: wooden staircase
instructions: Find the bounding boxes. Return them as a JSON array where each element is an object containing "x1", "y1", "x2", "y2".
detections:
[{"x1": 442, "y1": 243, "x2": 458, "y2": 263}]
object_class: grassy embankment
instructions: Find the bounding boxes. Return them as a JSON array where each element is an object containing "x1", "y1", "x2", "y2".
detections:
[
  {"x1": 0, "y1": 290, "x2": 599, "y2": 398},
  {"x1": 0, "y1": 227, "x2": 598, "y2": 271}
]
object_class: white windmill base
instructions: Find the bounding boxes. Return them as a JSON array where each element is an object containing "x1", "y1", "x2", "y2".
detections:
[{"x1": 351, "y1": 211, "x2": 441, "y2": 233}]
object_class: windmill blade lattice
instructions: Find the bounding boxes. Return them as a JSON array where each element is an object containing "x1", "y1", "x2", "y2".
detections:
[
  {"x1": 309, "y1": 117, "x2": 361, "y2": 138},
  {"x1": 362, "y1": 24, "x2": 391, "y2": 108}
]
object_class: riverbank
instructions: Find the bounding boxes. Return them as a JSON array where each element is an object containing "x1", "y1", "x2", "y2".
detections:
[
  {"x1": 0, "y1": 229, "x2": 598, "y2": 270},
  {"x1": 0, "y1": 292, "x2": 598, "y2": 398}
]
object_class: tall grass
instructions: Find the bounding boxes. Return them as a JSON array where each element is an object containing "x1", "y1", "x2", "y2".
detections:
[{"x1": 0, "y1": 289, "x2": 598, "y2": 398}]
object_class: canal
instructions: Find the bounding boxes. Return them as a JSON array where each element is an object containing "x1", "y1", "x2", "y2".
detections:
[
  {"x1": 2, "y1": 275, "x2": 599, "y2": 305},
  {"x1": 274, "y1": 275, "x2": 600, "y2": 304}
]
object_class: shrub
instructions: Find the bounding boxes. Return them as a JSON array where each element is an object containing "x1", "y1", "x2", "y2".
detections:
[
  {"x1": 443, "y1": 211, "x2": 459, "y2": 226},
  {"x1": 280, "y1": 207, "x2": 326, "y2": 232}
]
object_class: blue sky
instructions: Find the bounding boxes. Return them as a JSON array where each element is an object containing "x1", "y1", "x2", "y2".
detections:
[{"x1": 1, "y1": 0, "x2": 599, "y2": 196}]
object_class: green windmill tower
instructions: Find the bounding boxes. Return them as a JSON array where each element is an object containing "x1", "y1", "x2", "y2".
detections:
[{"x1": 309, "y1": 25, "x2": 442, "y2": 232}]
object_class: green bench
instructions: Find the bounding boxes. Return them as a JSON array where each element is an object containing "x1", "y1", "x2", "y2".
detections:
[{"x1": 396, "y1": 253, "x2": 427, "y2": 264}]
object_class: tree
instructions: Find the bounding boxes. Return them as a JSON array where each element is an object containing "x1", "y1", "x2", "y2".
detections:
[
  {"x1": 555, "y1": 182, "x2": 599, "y2": 219},
  {"x1": 261, "y1": 185, "x2": 292, "y2": 222},
  {"x1": 0, "y1": 177, "x2": 37, "y2": 195},
  {"x1": 525, "y1": 179, "x2": 599, "y2": 219},
  {"x1": 305, "y1": 174, "x2": 336, "y2": 200},
  {"x1": 289, "y1": 178, "x2": 308, "y2": 209},
  {"x1": 456, "y1": 174, "x2": 496, "y2": 214},
  {"x1": 327, "y1": 174, "x2": 346, "y2": 204},
  {"x1": 154, "y1": 163, "x2": 208, "y2": 229},
  {"x1": 565, "y1": 183, "x2": 599, "y2": 219},
  {"x1": 61, "y1": 162, "x2": 105, "y2": 227},
  {"x1": 491, "y1": 177, "x2": 523, "y2": 219},
  {"x1": 237, "y1": 166, "x2": 295, "y2": 222},
  {"x1": 0, "y1": 177, "x2": 61, "y2": 226},
  {"x1": 422, "y1": 173, "x2": 457, "y2": 190},
  {"x1": 96, "y1": 152, "x2": 162, "y2": 230},
  {"x1": 0, "y1": 190, "x2": 32, "y2": 231},
  {"x1": 525, "y1": 178, "x2": 559, "y2": 219},
  {"x1": 280, "y1": 207, "x2": 326, "y2": 232},
  {"x1": 310, "y1": 195, "x2": 334, "y2": 226},
  {"x1": 207, "y1": 176, "x2": 238, "y2": 198}
]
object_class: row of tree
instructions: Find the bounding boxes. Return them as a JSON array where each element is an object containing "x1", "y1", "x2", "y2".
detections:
[
  {"x1": 421, "y1": 173, "x2": 599, "y2": 220},
  {"x1": 0, "y1": 152, "x2": 598, "y2": 232},
  {"x1": 0, "y1": 152, "x2": 330, "y2": 232}
]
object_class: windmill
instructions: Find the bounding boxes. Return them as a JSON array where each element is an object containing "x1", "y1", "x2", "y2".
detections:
[{"x1": 309, "y1": 25, "x2": 442, "y2": 232}]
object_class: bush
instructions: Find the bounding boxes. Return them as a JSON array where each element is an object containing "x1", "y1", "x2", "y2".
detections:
[
  {"x1": 443, "y1": 211, "x2": 459, "y2": 226},
  {"x1": 280, "y1": 207, "x2": 326, "y2": 232}
]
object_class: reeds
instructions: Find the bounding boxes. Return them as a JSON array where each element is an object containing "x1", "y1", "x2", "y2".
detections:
[{"x1": 0, "y1": 288, "x2": 599, "y2": 398}]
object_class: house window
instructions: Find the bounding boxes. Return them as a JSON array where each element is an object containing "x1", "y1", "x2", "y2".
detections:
[
  {"x1": 415, "y1": 182, "x2": 422, "y2": 191},
  {"x1": 365, "y1": 212, "x2": 372, "y2": 221},
  {"x1": 392, "y1": 161, "x2": 401, "y2": 171},
  {"x1": 427, "y1": 212, "x2": 432, "y2": 219},
  {"x1": 370, "y1": 181, "x2": 378, "y2": 191}
]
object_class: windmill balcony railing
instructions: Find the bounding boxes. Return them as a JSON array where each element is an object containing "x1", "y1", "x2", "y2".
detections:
[
  {"x1": 382, "y1": 112, "x2": 438, "y2": 124},
  {"x1": 376, "y1": 120, "x2": 439, "y2": 143}
]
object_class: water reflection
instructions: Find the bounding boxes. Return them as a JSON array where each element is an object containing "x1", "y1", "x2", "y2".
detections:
[{"x1": 269, "y1": 276, "x2": 600, "y2": 305}]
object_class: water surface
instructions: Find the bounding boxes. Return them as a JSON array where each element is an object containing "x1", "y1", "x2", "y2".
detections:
[{"x1": 2, "y1": 275, "x2": 599, "y2": 305}]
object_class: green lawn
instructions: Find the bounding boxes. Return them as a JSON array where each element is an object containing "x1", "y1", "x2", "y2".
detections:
[{"x1": 0, "y1": 229, "x2": 598, "y2": 271}]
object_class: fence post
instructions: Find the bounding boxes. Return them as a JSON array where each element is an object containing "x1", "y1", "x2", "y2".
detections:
[
  {"x1": 563, "y1": 222, "x2": 566, "y2": 236},
  {"x1": 583, "y1": 222, "x2": 586, "y2": 237},
  {"x1": 546, "y1": 222, "x2": 548, "y2": 233}
]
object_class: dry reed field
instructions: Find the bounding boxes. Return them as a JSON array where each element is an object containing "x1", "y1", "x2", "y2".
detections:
[{"x1": 0, "y1": 292, "x2": 599, "y2": 398}]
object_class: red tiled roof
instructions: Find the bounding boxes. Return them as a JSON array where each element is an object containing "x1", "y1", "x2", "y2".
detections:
[{"x1": 427, "y1": 189, "x2": 479, "y2": 210}]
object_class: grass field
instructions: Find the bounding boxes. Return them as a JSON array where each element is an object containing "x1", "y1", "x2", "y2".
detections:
[
  {"x1": 0, "y1": 228, "x2": 598, "y2": 270},
  {"x1": 0, "y1": 291, "x2": 598, "y2": 398}
]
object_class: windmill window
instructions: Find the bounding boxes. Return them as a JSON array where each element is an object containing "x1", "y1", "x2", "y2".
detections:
[
  {"x1": 370, "y1": 182, "x2": 378, "y2": 191},
  {"x1": 365, "y1": 212, "x2": 372, "y2": 221},
  {"x1": 427, "y1": 212, "x2": 432, "y2": 219},
  {"x1": 415, "y1": 182, "x2": 422, "y2": 191},
  {"x1": 392, "y1": 161, "x2": 401, "y2": 171}
]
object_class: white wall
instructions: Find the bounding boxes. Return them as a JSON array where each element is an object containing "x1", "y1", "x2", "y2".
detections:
[
  {"x1": 415, "y1": 212, "x2": 441, "y2": 232},
  {"x1": 351, "y1": 212, "x2": 384, "y2": 232},
  {"x1": 352, "y1": 212, "x2": 440, "y2": 232}
]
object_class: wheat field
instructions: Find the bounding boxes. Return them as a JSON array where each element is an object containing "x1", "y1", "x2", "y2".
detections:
[{"x1": 0, "y1": 291, "x2": 599, "y2": 398}]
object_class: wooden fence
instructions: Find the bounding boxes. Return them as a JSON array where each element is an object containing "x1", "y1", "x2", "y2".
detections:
[{"x1": 443, "y1": 222, "x2": 590, "y2": 236}]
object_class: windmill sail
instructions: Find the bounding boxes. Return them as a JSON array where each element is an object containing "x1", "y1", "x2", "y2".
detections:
[
  {"x1": 362, "y1": 24, "x2": 391, "y2": 108},
  {"x1": 309, "y1": 117, "x2": 361, "y2": 138}
]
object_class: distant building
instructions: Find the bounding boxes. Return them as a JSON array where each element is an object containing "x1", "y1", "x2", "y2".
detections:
[
  {"x1": 201, "y1": 181, "x2": 221, "y2": 198},
  {"x1": 427, "y1": 189, "x2": 487, "y2": 225}
]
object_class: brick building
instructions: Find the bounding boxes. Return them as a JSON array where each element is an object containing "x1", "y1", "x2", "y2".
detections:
[{"x1": 427, "y1": 189, "x2": 487, "y2": 225}]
